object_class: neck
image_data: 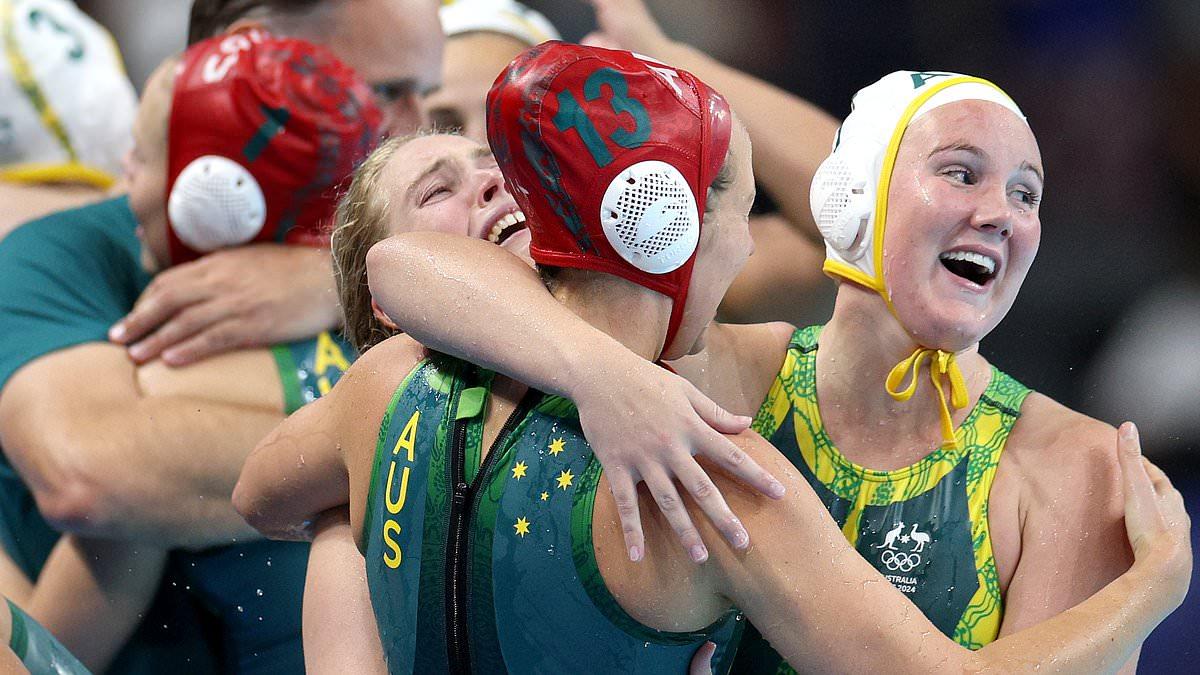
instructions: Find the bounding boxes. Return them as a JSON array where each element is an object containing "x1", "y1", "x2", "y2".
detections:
[
  {"x1": 817, "y1": 282, "x2": 989, "y2": 464},
  {"x1": 550, "y1": 269, "x2": 670, "y2": 363}
]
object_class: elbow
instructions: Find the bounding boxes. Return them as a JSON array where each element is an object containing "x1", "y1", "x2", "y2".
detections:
[
  {"x1": 231, "y1": 472, "x2": 298, "y2": 540},
  {"x1": 32, "y1": 466, "x2": 118, "y2": 535}
]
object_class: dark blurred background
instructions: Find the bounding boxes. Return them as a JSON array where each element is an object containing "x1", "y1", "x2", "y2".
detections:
[{"x1": 77, "y1": 0, "x2": 1199, "y2": 668}]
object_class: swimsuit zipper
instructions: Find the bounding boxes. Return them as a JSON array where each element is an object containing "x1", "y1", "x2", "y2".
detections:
[{"x1": 445, "y1": 387, "x2": 539, "y2": 673}]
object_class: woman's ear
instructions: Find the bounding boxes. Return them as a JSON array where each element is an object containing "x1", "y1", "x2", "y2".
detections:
[{"x1": 371, "y1": 297, "x2": 400, "y2": 331}]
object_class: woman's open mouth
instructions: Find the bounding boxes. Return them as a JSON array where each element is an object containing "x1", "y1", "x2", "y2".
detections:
[
  {"x1": 487, "y1": 210, "x2": 527, "y2": 246},
  {"x1": 938, "y1": 250, "x2": 998, "y2": 287}
]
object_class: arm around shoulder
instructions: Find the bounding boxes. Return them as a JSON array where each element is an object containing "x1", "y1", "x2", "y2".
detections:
[
  {"x1": 997, "y1": 394, "x2": 1134, "y2": 635},
  {"x1": 234, "y1": 334, "x2": 427, "y2": 542}
]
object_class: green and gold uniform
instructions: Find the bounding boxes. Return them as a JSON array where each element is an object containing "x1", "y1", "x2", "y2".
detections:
[
  {"x1": 364, "y1": 357, "x2": 743, "y2": 674},
  {"x1": 734, "y1": 326, "x2": 1030, "y2": 672}
]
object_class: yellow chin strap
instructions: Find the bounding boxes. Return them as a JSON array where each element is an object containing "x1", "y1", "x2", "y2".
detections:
[{"x1": 885, "y1": 347, "x2": 969, "y2": 449}]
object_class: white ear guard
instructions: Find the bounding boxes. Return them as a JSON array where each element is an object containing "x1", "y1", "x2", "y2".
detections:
[
  {"x1": 167, "y1": 155, "x2": 267, "y2": 252},
  {"x1": 599, "y1": 160, "x2": 699, "y2": 274},
  {"x1": 810, "y1": 139, "x2": 880, "y2": 265}
]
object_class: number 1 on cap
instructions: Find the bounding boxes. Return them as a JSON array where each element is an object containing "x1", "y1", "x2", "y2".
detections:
[{"x1": 552, "y1": 68, "x2": 652, "y2": 168}]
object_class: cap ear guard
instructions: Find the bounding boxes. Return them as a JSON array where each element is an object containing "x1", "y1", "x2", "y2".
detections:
[
  {"x1": 810, "y1": 149, "x2": 874, "y2": 262},
  {"x1": 599, "y1": 160, "x2": 699, "y2": 274},
  {"x1": 167, "y1": 155, "x2": 267, "y2": 252}
]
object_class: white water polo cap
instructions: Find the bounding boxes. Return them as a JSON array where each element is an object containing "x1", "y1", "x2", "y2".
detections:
[
  {"x1": 439, "y1": 0, "x2": 560, "y2": 45},
  {"x1": 0, "y1": 0, "x2": 136, "y2": 188},
  {"x1": 810, "y1": 70, "x2": 1026, "y2": 298}
]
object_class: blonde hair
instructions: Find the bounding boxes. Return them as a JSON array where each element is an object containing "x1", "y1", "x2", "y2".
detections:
[
  {"x1": 331, "y1": 134, "x2": 409, "y2": 353},
  {"x1": 333, "y1": 130, "x2": 461, "y2": 352}
]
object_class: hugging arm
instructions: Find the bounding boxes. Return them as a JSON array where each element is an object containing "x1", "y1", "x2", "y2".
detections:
[
  {"x1": 26, "y1": 536, "x2": 165, "y2": 672},
  {"x1": 0, "y1": 344, "x2": 276, "y2": 546},
  {"x1": 683, "y1": 426, "x2": 1190, "y2": 672},
  {"x1": 112, "y1": 244, "x2": 339, "y2": 366},
  {"x1": 234, "y1": 335, "x2": 426, "y2": 542},
  {"x1": 366, "y1": 232, "x2": 785, "y2": 562},
  {"x1": 303, "y1": 511, "x2": 387, "y2": 674}
]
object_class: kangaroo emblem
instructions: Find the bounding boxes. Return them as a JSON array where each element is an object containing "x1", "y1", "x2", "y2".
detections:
[
  {"x1": 874, "y1": 521, "x2": 905, "y2": 550},
  {"x1": 909, "y1": 523, "x2": 931, "y2": 553}
]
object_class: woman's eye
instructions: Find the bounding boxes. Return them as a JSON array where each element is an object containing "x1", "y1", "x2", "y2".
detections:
[
  {"x1": 943, "y1": 167, "x2": 975, "y2": 185},
  {"x1": 420, "y1": 185, "x2": 451, "y2": 205},
  {"x1": 1012, "y1": 188, "x2": 1041, "y2": 208}
]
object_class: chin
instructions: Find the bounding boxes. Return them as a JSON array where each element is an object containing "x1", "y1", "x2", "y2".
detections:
[{"x1": 900, "y1": 303, "x2": 997, "y2": 353}]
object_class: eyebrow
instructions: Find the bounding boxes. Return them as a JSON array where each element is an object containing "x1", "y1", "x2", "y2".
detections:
[
  {"x1": 1019, "y1": 160, "x2": 1044, "y2": 185},
  {"x1": 472, "y1": 147, "x2": 495, "y2": 162},
  {"x1": 930, "y1": 142, "x2": 1044, "y2": 184},
  {"x1": 406, "y1": 158, "x2": 454, "y2": 203},
  {"x1": 929, "y1": 141, "x2": 984, "y2": 158}
]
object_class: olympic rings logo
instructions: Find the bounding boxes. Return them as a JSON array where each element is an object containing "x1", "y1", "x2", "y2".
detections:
[{"x1": 880, "y1": 550, "x2": 922, "y2": 572}]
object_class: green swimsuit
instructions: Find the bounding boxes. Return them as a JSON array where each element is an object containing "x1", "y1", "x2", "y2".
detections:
[
  {"x1": 734, "y1": 326, "x2": 1030, "y2": 672},
  {"x1": 364, "y1": 357, "x2": 743, "y2": 674}
]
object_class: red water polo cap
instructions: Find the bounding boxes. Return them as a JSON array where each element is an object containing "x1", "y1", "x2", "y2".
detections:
[
  {"x1": 165, "y1": 30, "x2": 383, "y2": 265},
  {"x1": 486, "y1": 41, "x2": 732, "y2": 355}
]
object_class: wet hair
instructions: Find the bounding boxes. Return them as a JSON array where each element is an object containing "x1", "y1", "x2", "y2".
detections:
[
  {"x1": 187, "y1": 0, "x2": 331, "y2": 45},
  {"x1": 332, "y1": 131, "x2": 444, "y2": 353}
]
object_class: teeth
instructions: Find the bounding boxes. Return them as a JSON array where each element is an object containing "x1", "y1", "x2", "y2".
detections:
[
  {"x1": 939, "y1": 250, "x2": 996, "y2": 275},
  {"x1": 487, "y1": 210, "x2": 526, "y2": 243}
]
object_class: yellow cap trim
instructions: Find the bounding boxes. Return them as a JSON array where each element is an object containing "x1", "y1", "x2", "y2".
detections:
[
  {"x1": 1, "y1": 0, "x2": 78, "y2": 164},
  {"x1": 0, "y1": 161, "x2": 117, "y2": 188},
  {"x1": 871, "y1": 75, "x2": 1012, "y2": 301}
]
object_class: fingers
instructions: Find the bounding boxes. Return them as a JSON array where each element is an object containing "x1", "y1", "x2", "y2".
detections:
[
  {"x1": 607, "y1": 469, "x2": 646, "y2": 562},
  {"x1": 696, "y1": 427, "x2": 785, "y2": 500},
  {"x1": 688, "y1": 641, "x2": 716, "y2": 675},
  {"x1": 684, "y1": 383, "x2": 752, "y2": 435},
  {"x1": 110, "y1": 275, "x2": 208, "y2": 346},
  {"x1": 671, "y1": 457, "x2": 750, "y2": 551},
  {"x1": 1117, "y1": 422, "x2": 1168, "y2": 555},
  {"x1": 160, "y1": 319, "x2": 248, "y2": 366},
  {"x1": 642, "y1": 468, "x2": 708, "y2": 563},
  {"x1": 126, "y1": 301, "x2": 230, "y2": 364},
  {"x1": 1141, "y1": 458, "x2": 1190, "y2": 533}
]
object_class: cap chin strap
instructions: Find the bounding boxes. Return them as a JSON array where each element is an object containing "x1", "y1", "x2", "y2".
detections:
[
  {"x1": 885, "y1": 347, "x2": 969, "y2": 449},
  {"x1": 660, "y1": 254, "x2": 694, "y2": 359}
]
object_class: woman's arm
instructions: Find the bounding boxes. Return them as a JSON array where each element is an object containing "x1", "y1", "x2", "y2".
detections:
[
  {"x1": 26, "y1": 536, "x2": 165, "y2": 672},
  {"x1": 674, "y1": 422, "x2": 1189, "y2": 672},
  {"x1": 303, "y1": 510, "x2": 386, "y2": 675},
  {"x1": 232, "y1": 336, "x2": 426, "y2": 542},
  {"x1": 366, "y1": 232, "x2": 785, "y2": 563},
  {"x1": 993, "y1": 400, "x2": 1147, "y2": 672}
]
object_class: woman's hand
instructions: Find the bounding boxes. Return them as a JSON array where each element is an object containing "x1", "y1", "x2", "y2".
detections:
[
  {"x1": 572, "y1": 355, "x2": 785, "y2": 562},
  {"x1": 1117, "y1": 422, "x2": 1192, "y2": 610}
]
